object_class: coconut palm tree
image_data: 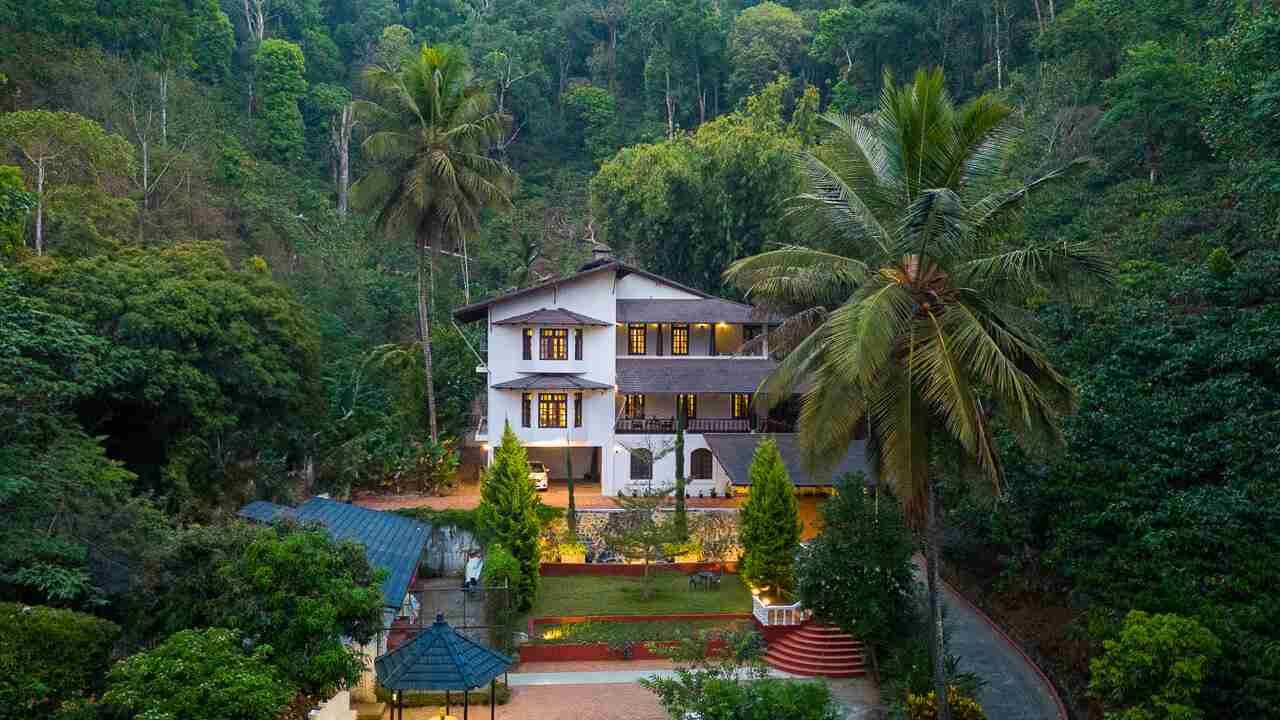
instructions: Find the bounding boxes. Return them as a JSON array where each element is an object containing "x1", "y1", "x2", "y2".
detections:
[
  {"x1": 726, "y1": 68, "x2": 1108, "y2": 719},
  {"x1": 353, "y1": 44, "x2": 515, "y2": 441}
]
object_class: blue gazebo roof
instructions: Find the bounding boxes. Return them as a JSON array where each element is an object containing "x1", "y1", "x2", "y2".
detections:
[
  {"x1": 376, "y1": 614, "x2": 514, "y2": 691},
  {"x1": 236, "y1": 497, "x2": 428, "y2": 610}
]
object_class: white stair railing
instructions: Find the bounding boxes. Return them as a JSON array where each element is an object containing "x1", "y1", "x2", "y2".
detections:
[{"x1": 752, "y1": 594, "x2": 809, "y2": 626}]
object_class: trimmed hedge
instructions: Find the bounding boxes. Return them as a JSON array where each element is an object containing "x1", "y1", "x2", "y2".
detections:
[
  {"x1": 375, "y1": 682, "x2": 511, "y2": 706},
  {"x1": 0, "y1": 603, "x2": 120, "y2": 718}
]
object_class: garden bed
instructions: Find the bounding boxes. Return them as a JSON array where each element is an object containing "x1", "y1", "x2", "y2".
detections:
[{"x1": 518, "y1": 616, "x2": 748, "y2": 662}]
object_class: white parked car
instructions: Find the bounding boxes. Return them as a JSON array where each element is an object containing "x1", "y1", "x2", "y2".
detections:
[{"x1": 529, "y1": 461, "x2": 550, "y2": 491}]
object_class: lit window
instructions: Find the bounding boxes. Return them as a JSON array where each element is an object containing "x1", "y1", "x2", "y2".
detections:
[
  {"x1": 574, "y1": 329, "x2": 584, "y2": 360},
  {"x1": 521, "y1": 393, "x2": 532, "y2": 427},
  {"x1": 538, "y1": 393, "x2": 567, "y2": 428},
  {"x1": 677, "y1": 393, "x2": 697, "y2": 420},
  {"x1": 540, "y1": 328, "x2": 568, "y2": 360},
  {"x1": 671, "y1": 323, "x2": 689, "y2": 355},
  {"x1": 623, "y1": 394, "x2": 646, "y2": 418},
  {"x1": 574, "y1": 392, "x2": 583, "y2": 427},
  {"x1": 628, "y1": 324, "x2": 647, "y2": 355},
  {"x1": 732, "y1": 393, "x2": 751, "y2": 419}
]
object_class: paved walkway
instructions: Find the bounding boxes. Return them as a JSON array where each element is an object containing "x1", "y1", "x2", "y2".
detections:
[
  {"x1": 508, "y1": 666, "x2": 798, "y2": 686},
  {"x1": 938, "y1": 576, "x2": 1065, "y2": 720}
]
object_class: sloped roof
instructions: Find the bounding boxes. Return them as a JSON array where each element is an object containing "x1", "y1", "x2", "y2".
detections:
[
  {"x1": 492, "y1": 307, "x2": 611, "y2": 326},
  {"x1": 236, "y1": 497, "x2": 428, "y2": 610},
  {"x1": 616, "y1": 299, "x2": 780, "y2": 324},
  {"x1": 376, "y1": 613, "x2": 514, "y2": 691},
  {"x1": 453, "y1": 261, "x2": 713, "y2": 324},
  {"x1": 492, "y1": 374, "x2": 613, "y2": 390},
  {"x1": 237, "y1": 500, "x2": 290, "y2": 523},
  {"x1": 703, "y1": 434, "x2": 870, "y2": 487},
  {"x1": 616, "y1": 358, "x2": 777, "y2": 393}
]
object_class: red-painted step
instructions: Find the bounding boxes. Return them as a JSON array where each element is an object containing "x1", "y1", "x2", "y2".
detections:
[{"x1": 764, "y1": 623, "x2": 868, "y2": 678}]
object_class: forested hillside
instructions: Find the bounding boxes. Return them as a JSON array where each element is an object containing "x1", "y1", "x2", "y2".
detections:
[{"x1": 2, "y1": 0, "x2": 1279, "y2": 717}]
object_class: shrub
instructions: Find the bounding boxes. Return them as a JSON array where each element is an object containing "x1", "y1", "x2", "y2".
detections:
[
  {"x1": 0, "y1": 603, "x2": 120, "y2": 718},
  {"x1": 476, "y1": 423, "x2": 541, "y2": 610},
  {"x1": 480, "y1": 544, "x2": 522, "y2": 590},
  {"x1": 105, "y1": 628, "x2": 293, "y2": 720},
  {"x1": 1088, "y1": 610, "x2": 1221, "y2": 720},
  {"x1": 904, "y1": 686, "x2": 987, "y2": 720}
]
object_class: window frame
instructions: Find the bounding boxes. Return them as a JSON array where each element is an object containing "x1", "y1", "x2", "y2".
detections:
[
  {"x1": 538, "y1": 392, "x2": 568, "y2": 428},
  {"x1": 691, "y1": 448, "x2": 714, "y2": 480},
  {"x1": 521, "y1": 393, "x2": 532, "y2": 427},
  {"x1": 630, "y1": 448, "x2": 653, "y2": 480},
  {"x1": 628, "y1": 324, "x2": 647, "y2": 355},
  {"x1": 574, "y1": 328, "x2": 584, "y2": 360},
  {"x1": 671, "y1": 323, "x2": 689, "y2": 355},
  {"x1": 677, "y1": 393, "x2": 697, "y2": 420},
  {"x1": 540, "y1": 328, "x2": 568, "y2": 360},
  {"x1": 732, "y1": 393, "x2": 751, "y2": 419},
  {"x1": 574, "y1": 392, "x2": 583, "y2": 427},
  {"x1": 522, "y1": 328, "x2": 533, "y2": 360},
  {"x1": 623, "y1": 394, "x2": 646, "y2": 418}
]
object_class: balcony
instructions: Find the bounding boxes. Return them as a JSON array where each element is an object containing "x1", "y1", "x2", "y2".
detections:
[{"x1": 615, "y1": 417, "x2": 752, "y2": 434}]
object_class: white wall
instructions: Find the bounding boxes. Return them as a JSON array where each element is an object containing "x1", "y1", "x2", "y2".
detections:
[
  {"x1": 609, "y1": 432, "x2": 732, "y2": 497},
  {"x1": 615, "y1": 273, "x2": 701, "y2": 300},
  {"x1": 615, "y1": 322, "x2": 751, "y2": 357}
]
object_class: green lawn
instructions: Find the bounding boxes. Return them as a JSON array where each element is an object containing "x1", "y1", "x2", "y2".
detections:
[
  {"x1": 526, "y1": 571, "x2": 752, "y2": 619},
  {"x1": 531, "y1": 618, "x2": 750, "y2": 645}
]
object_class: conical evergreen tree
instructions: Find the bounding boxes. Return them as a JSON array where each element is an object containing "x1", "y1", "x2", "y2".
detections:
[
  {"x1": 477, "y1": 422, "x2": 541, "y2": 610},
  {"x1": 738, "y1": 438, "x2": 801, "y2": 596}
]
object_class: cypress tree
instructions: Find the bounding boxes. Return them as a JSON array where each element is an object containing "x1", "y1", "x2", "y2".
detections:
[
  {"x1": 477, "y1": 422, "x2": 541, "y2": 610},
  {"x1": 673, "y1": 404, "x2": 688, "y2": 540},
  {"x1": 738, "y1": 438, "x2": 801, "y2": 596}
]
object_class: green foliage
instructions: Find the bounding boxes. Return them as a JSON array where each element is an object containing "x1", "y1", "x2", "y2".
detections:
[
  {"x1": 726, "y1": 2, "x2": 807, "y2": 103},
  {"x1": 562, "y1": 84, "x2": 617, "y2": 163},
  {"x1": 255, "y1": 39, "x2": 308, "y2": 163},
  {"x1": 480, "y1": 544, "x2": 522, "y2": 590},
  {"x1": 1088, "y1": 611, "x2": 1221, "y2": 720},
  {"x1": 0, "y1": 603, "x2": 120, "y2": 718},
  {"x1": 590, "y1": 109, "x2": 802, "y2": 294},
  {"x1": 904, "y1": 686, "x2": 987, "y2": 720},
  {"x1": 1100, "y1": 41, "x2": 1204, "y2": 182},
  {"x1": 600, "y1": 488, "x2": 684, "y2": 597},
  {"x1": 532, "y1": 618, "x2": 745, "y2": 645},
  {"x1": 191, "y1": 0, "x2": 234, "y2": 82},
  {"x1": 12, "y1": 243, "x2": 320, "y2": 512},
  {"x1": 217, "y1": 525, "x2": 385, "y2": 699},
  {"x1": 476, "y1": 422, "x2": 541, "y2": 610},
  {"x1": 737, "y1": 438, "x2": 800, "y2": 596},
  {"x1": 0, "y1": 164, "x2": 33, "y2": 255},
  {"x1": 104, "y1": 627, "x2": 293, "y2": 720},
  {"x1": 1204, "y1": 247, "x2": 1233, "y2": 277},
  {"x1": 795, "y1": 478, "x2": 917, "y2": 660}
]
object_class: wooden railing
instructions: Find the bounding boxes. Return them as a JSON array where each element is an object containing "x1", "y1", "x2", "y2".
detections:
[
  {"x1": 615, "y1": 417, "x2": 752, "y2": 434},
  {"x1": 752, "y1": 594, "x2": 809, "y2": 626}
]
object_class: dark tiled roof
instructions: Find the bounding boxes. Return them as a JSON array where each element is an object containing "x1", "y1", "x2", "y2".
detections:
[
  {"x1": 237, "y1": 500, "x2": 290, "y2": 522},
  {"x1": 492, "y1": 307, "x2": 611, "y2": 326},
  {"x1": 236, "y1": 497, "x2": 428, "y2": 609},
  {"x1": 703, "y1": 434, "x2": 870, "y2": 487},
  {"x1": 376, "y1": 613, "x2": 514, "y2": 691},
  {"x1": 616, "y1": 358, "x2": 777, "y2": 393},
  {"x1": 492, "y1": 374, "x2": 613, "y2": 390},
  {"x1": 453, "y1": 261, "x2": 713, "y2": 323},
  {"x1": 616, "y1": 299, "x2": 780, "y2": 324}
]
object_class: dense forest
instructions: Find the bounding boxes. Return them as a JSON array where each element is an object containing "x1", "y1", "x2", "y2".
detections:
[{"x1": 2, "y1": 0, "x2": 1279, "y2": 717}]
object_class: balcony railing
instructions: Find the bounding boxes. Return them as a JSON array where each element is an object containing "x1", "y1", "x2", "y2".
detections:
[
  {"x1": 614, "y1": 416, "x2": 751, "y2": 434},
  {"x1": 752, "y1": 594, "x2": 809, "y2": 626}
]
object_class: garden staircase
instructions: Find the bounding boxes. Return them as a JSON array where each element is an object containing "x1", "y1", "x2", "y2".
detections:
[{"x1": 763, "y1": 623, "x2": 867, "y2": 678}]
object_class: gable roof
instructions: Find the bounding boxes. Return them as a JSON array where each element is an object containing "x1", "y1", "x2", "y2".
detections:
[
  {"x1": 453, "y1": 261, "x2": 714, "y2": 324},
  {"x1": 375, "y1": 613, "x2": 514, "y2": 691},
  {"x1": 492, "y1": 373, "x2": 613, "y2": 390},
  {"x1": 492, "y1": 307, "x2": 611, "y2": 326},
  {"x1": 703, "y1": 434, "x2": 870, "y2": 487},
  {"x1": 617, "y1": 298, "x2": 781, "y2": 324},
  {"x1": 236, "y1": 497, "x2": 428, "y2": 610},
  {"x1": 616, "y1": 358, "x2": 777, "y2": 394}
]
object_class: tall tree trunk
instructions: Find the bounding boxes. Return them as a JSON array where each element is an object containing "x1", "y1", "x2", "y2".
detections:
[
  {"x1": 417, "y1": 239, "x2": 440, "y2": 442},
  {"x1": 565, "y1": 444, "x2": 576, "y2": 535},
  {"x1": 1047, "y1": 0, "x2": 1055, "y2": 22},
  {"x1": 159, "y1": 70, "x2": 169, "y2": 146},
  {"x1": 335, "y1": 103, "x2": 354, "y2": 214},
  {"x1": 925, "y1": 478, "x2": 952, "y2": 720},
  {"x1": 34, "y1": 159, "x2": 45, "y2": 256},
  {"x1": 664, "y1": 69, "x2": 676, "y2": 139}
]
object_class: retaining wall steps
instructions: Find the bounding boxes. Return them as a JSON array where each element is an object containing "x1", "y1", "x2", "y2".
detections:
[{"x1": 763, "y1": 624, "x2": 867, "y2": 679}]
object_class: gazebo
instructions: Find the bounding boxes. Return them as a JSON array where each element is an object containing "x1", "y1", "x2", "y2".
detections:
[{"x1": 375, "y1": 613, "x2": 515, "y2": 720}]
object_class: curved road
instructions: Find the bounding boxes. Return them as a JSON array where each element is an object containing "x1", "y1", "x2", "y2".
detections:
[{"x1": 940, "y1": 579, "x2": 1066, "y2": 720}]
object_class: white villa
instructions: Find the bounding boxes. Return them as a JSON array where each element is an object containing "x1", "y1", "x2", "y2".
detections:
[{"x1": 454, "y1": 246, "x2": 868, "y2": 498}]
